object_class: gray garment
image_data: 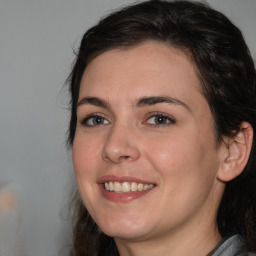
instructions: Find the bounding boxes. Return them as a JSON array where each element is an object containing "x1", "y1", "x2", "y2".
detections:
[{"x1": 211, "y1": 235, "x2": 256, "y2": 256}]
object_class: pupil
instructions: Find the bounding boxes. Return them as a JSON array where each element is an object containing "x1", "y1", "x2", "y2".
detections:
[
  {"x1": 156, "y1": 116, "x2": 165, "y2": 124},
  {"x1": 95, "y1": 117, "x2": 102, "y2": 124}
]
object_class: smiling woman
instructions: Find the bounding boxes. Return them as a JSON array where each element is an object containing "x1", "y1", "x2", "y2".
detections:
[{"x1": 67, "y1": 1, "x2": 256, "y2": 256}]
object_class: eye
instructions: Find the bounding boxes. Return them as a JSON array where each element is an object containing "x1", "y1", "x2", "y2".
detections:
[
  {"x1": 81, "y1": 114, "x2": 110, "y2": 127},
  {"x1": 146, "y1": 113, "x2": 175, "y2": 126}
]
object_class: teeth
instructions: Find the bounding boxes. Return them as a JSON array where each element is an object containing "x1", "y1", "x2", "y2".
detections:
[
  {"x1": 143, "y1": 184, "x2": 149, "y2": 190},
  {"x1": 104, "y1": 181, "x2": 154, "y2": 193},
  {"x1": 114, "y1": 182, "x2": 121, "y2": 192},
  {"x1": 138, "y1": 183, "x2": 143, "y2": 191},
  {"x1": 131, "y1": 182, "x2": 137, "y2": 191},
  {"x1": 109, "y1": 182, "x2": 114, "y2": 191},
  {"x1": 122, "y1": 182, "x2": 130, "y2": 192}
]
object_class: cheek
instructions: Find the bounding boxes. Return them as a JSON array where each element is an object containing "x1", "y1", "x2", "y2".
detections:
[
  {"x1": 145, "y1": 131, "x2": 217, "y2": 184},
  {"x1": 146, "y1": 135, "x2": 195, "y2": 172},
  {"x1": 145, "y1": 135, "x2": 219, "y2": 221},
  {"x1": 72, "y1": 135, "x2": 103, "y2": 214},
  {"x1": 72, "y1": 134, "x2": 102, "y2": 177}
]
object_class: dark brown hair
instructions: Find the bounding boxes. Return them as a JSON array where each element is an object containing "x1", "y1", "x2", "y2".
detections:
[{"x1": 67, "y1": 1, "x2": 256, "y2": 255}]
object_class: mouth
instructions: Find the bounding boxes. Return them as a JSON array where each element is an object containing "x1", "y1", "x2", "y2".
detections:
[
  {"x1": 104, "y1": 181, "x2": 155, "y2": 193},
  {"x1": 98, "y1": 176, "x2": 156, "y2": 202}
]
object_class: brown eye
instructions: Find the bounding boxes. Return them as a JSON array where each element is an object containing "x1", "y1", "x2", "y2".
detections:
[
  {"x1": 92, "y1": 116, "x2": 104, "y2": 125},
  {"x1": 155, "y1": 115, "x2": 169, "y2": 124},
  {"x1": 146, "y1": 114, "x2": 175, "y2": 126},
  {"x1": 81, "y1": 115, "x2": 110, "y2": 127}
]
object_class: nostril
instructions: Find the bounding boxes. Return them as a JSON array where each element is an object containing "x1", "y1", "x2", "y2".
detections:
[{"x1": 119, "y1": 155, "x2": 133, "y2": 161}]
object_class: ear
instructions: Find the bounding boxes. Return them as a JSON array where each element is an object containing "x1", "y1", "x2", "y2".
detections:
[{"x1": 217, "y1": 122, "x2": 253, "y2": 182}]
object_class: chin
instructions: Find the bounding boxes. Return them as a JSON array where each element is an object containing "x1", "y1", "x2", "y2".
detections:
[
  {"x1": 103, "y1": 227, "x2": 151, "y2": 241},
  {"x1": 96, "y1": 215, "x2": 153, "y2": 241}
]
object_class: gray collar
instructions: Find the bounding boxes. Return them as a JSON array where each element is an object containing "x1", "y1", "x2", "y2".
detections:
[{"x1": 210, "y1": 235, "x2": 244, "y2": 256}]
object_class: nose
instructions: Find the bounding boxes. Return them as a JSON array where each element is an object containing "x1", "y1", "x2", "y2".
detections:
[{"x1": 102, "y1": 123, "x2": 140, "y2": 164}]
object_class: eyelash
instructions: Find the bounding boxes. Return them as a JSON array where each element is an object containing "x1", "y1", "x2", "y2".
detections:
[
  {"x1": 80, "y1": 113, "x2": 176, "y2": 128},
  {"x1": 145, "y1": 112, "x2": 176, "y2": 127},
  {"x1": 80, "y1": 114, "x2": 110, "y2": 128}
]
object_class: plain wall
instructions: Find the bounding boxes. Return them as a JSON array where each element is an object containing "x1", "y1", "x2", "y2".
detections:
[{"x1": 0, "y1": 0, "x2": 255, "y2": 255}]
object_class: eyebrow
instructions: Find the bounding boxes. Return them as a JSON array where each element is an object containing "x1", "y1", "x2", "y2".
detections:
[
  {"x1": 76, "y1": 95, "x2": 191, "y2": 112},
  {"x1": 137, "y1": 96, "x2": 191, "y2": 112},
  {"x1": 77, "y1": 97, "x2": 109, "y2": 109}
]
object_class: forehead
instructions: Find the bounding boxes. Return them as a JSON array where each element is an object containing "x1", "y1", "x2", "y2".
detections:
[
  {"x1": 79, "y1": 42, "x2": 205, "y2": 109},
  {"x1": 83, "y1": 42, "x2": 200, "y2": 90}
]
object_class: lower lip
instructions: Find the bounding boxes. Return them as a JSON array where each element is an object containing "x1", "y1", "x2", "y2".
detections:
[{"x1": 99, "y1": 185, "x2": 155, "y2": 202}]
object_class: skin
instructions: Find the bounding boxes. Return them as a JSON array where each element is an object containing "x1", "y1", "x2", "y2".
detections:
[{"x1": 72, "y1": 42, "x2": 231, "y2": 256}]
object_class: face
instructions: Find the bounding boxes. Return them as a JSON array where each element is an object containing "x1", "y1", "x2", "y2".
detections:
[{"x1": 72, "y1": 42, "x2": 226, "y2": 243}]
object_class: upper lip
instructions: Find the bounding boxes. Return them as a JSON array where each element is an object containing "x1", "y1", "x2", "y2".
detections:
[{"x1": 97, "y1": 175, "x2": 156, "y2": 185}]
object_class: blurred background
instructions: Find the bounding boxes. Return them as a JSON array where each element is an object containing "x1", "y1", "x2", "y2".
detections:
[{"x1": 0, "y1": 0, "x2": 255, "y2": 255}]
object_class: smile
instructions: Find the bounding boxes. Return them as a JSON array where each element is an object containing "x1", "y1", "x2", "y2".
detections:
[{"x1": 104, "y1": 181, "x2": 155, "y2": 193}]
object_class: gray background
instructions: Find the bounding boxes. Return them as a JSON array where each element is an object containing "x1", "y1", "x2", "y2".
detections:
[{"x1": 0, "y1": 0, "x2": 255, "y2": 256}]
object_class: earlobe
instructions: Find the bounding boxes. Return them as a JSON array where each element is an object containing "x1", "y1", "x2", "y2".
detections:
[{"x1": 217, "y1": 122, "x2": 253, "y2": 182}]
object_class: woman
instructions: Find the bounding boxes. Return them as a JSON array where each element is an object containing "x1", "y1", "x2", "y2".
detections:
[{"x1": 67, "y1": 0, "x2": 256, "y2": 255}]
